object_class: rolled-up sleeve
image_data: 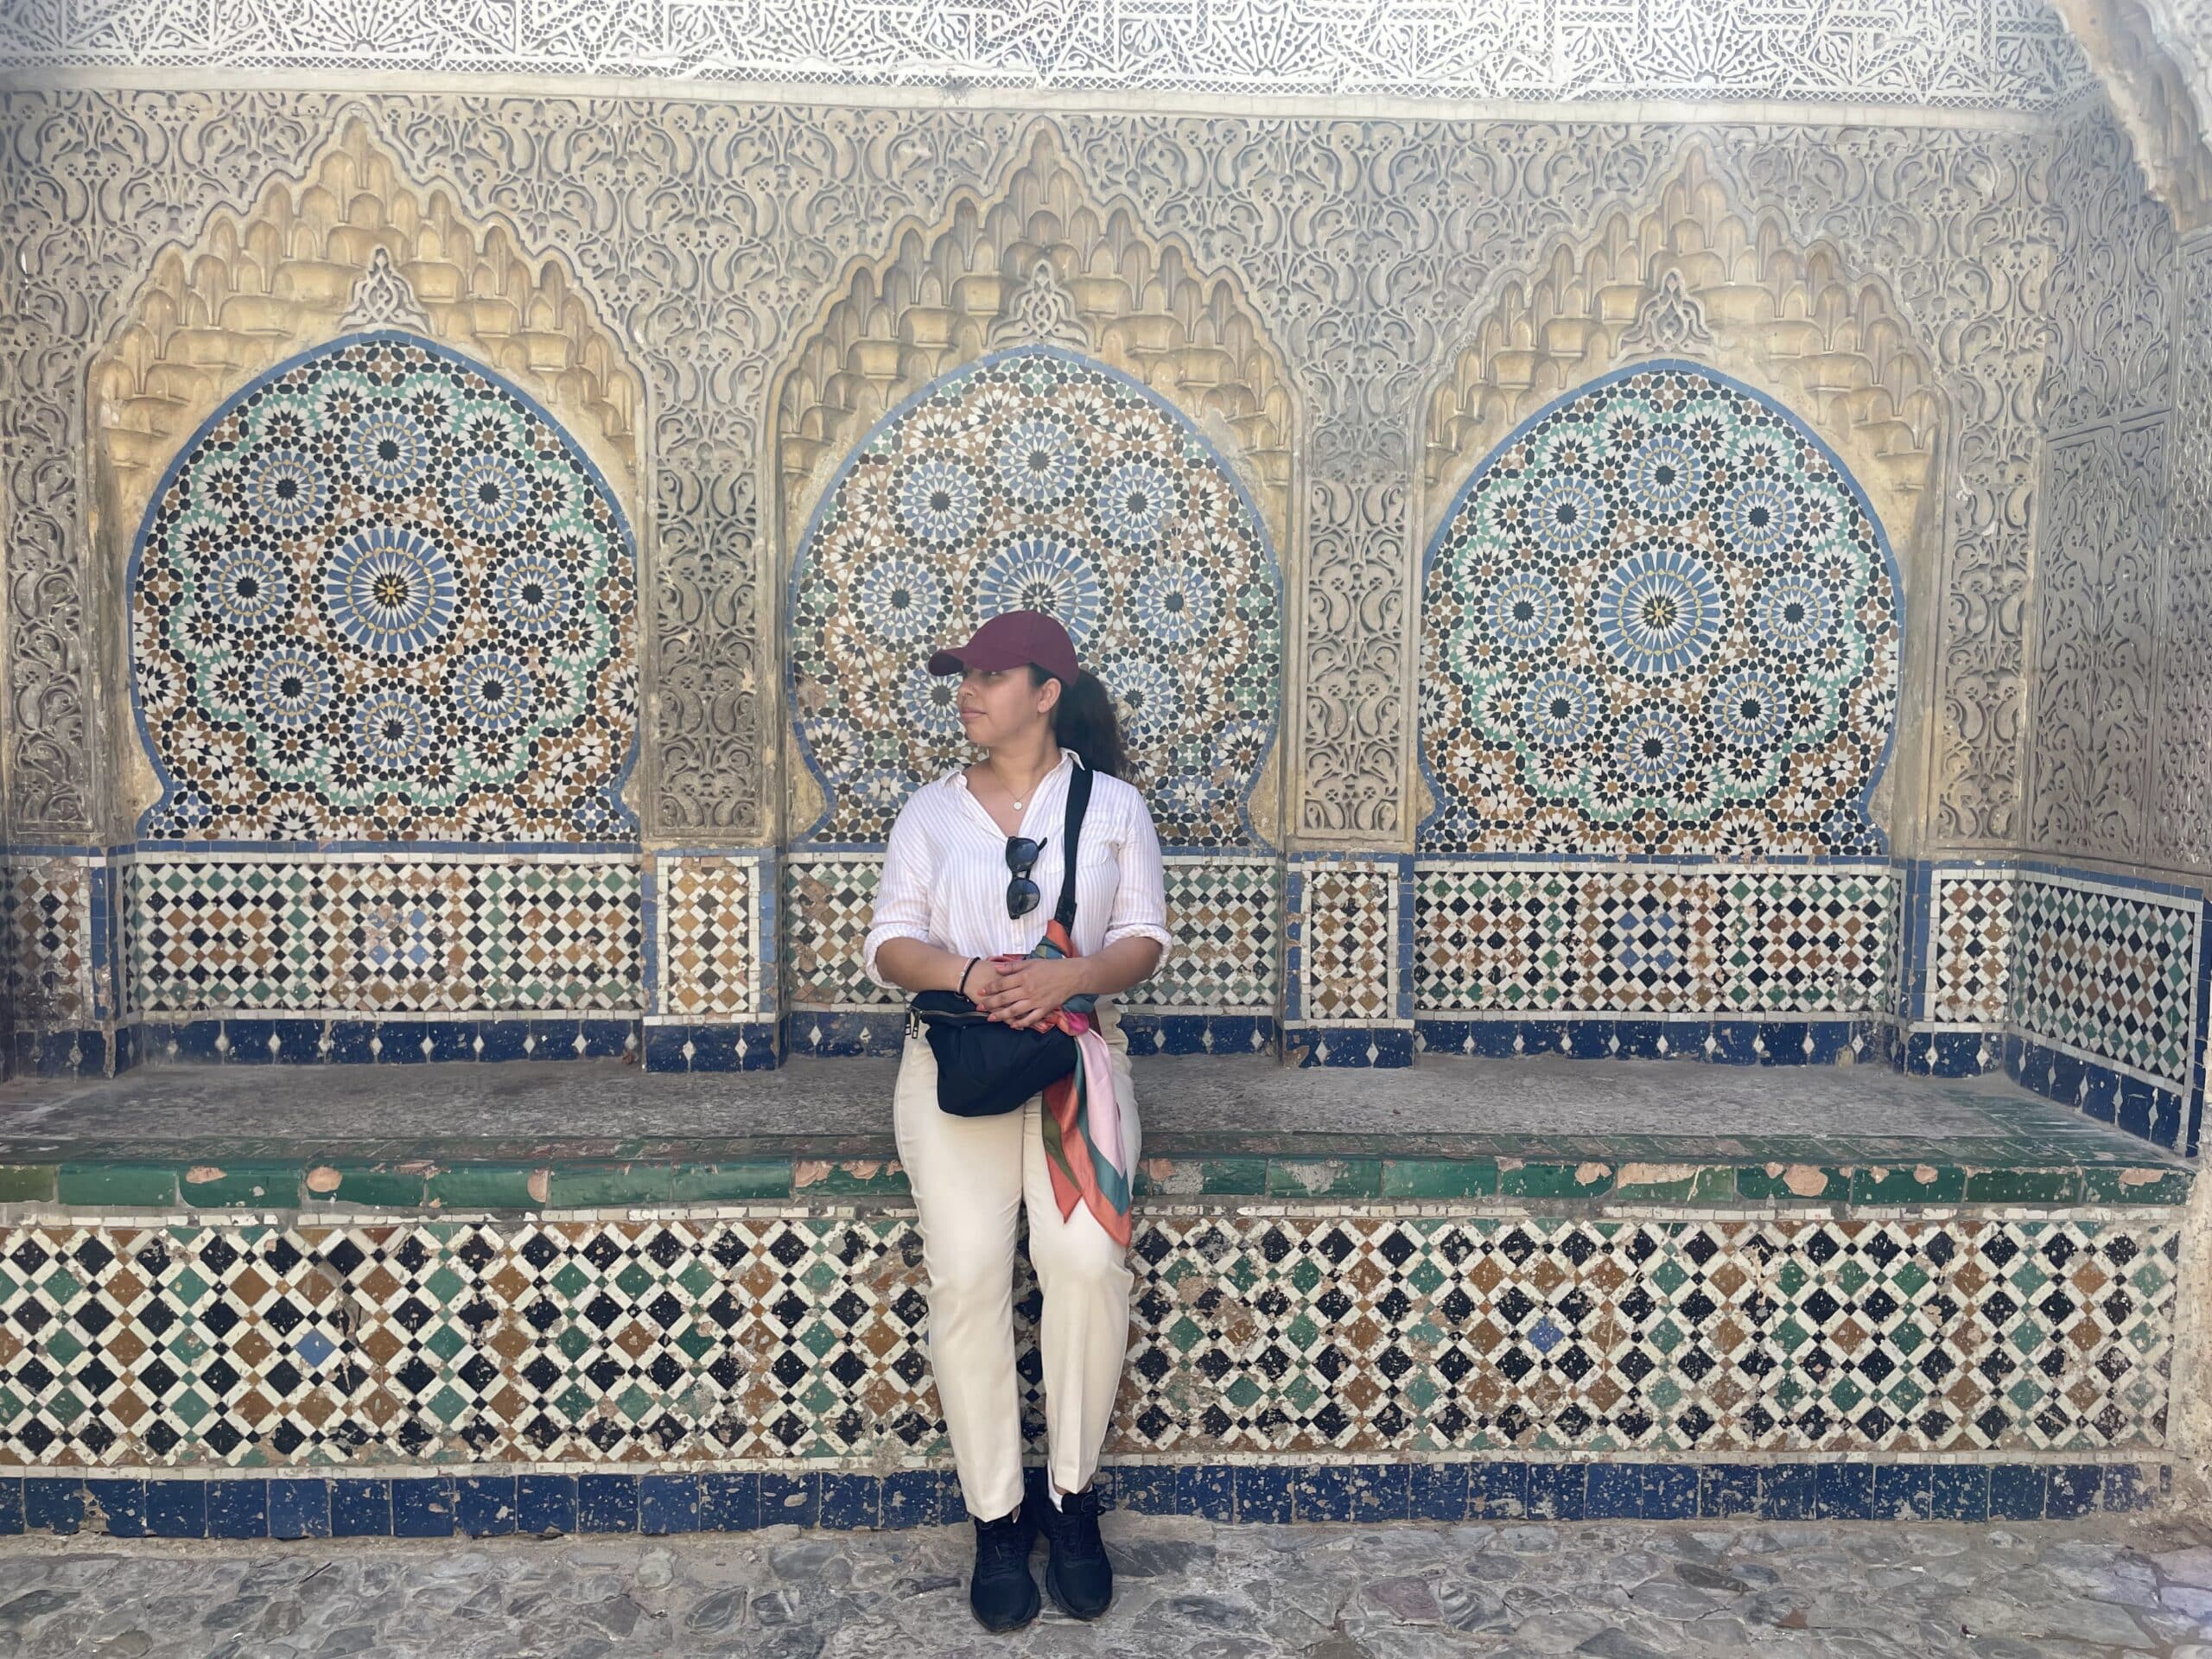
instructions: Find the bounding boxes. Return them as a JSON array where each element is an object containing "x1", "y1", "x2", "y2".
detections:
[
  {"x1": 863, "y1": 800, "x2": 936, "y2": 991},
  {"x1": 1102, "y1": 795, "x2": 1173, "y2": 958}
]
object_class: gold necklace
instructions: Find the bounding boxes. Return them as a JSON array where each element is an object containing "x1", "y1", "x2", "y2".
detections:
[{"x1": 997, "y1": 759, "x2": 1054, "y2": 812}]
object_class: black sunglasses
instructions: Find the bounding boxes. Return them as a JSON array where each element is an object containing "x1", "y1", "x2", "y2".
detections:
[{"x1": 1005, "y1": 836, "x2": 1046, "y2": 919}]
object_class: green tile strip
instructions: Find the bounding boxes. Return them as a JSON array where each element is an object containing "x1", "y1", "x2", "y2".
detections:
[
  {"x1": 0, "y1": 1147, "x2": 2190, "y2": 1210},
  {"x1": 0, "y1": 1075, "x2": 2191, "y2": 1213}
]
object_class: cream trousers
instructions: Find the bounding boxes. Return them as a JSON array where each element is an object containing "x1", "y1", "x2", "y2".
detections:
[{"x1": 892, "y1": 1007, "x2": 1141, "y2": 1523}]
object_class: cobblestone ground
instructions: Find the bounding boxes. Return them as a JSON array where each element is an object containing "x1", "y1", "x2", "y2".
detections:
[{"x1": 3, "y1": 1515, "x2": 2211, "y2": 1659}]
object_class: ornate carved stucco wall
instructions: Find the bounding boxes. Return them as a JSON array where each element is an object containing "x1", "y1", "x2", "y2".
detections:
[
  {"x1": 2026, "y1": 99, "x2": 2180, "y2": 871},
  {"x1": 2, "y1": 92, "x2": 2098, "y2": 860},
  {"x1": 2153, "y1": 232, "x2": 2212, "y2": 874},
  {"x1": 0, "y1": 2, "x2": 2096, "y2": 106},
  {"x1": 2022, "y1": 88, "x2": 2212, "y2": 890},
  {"x1": 2, "y1": 86, "x2": 2202, "y2": 1085},
  {"x1": 2050, "y1": 0, "x2": 2212, "y2": 232},
  {"x1": 1993, "y1": 96, "x2": 2210, "y2": 1169}
]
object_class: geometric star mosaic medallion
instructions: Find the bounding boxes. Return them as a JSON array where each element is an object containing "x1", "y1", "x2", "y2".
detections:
[
  {"x1": 789, "y1": 346, "x2": 1281, "y2": 848},
  {"x1": 1420, "y1": 364, "x2": 1901, "y2": 857},
  {"x1": 130, "y1": 333, "x2": 639, "y2": 842}
]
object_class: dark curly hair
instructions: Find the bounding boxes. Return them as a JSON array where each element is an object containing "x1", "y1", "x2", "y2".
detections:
[{"x1": 1030, "y1": 665, "x2": 1128, "y2": 779}]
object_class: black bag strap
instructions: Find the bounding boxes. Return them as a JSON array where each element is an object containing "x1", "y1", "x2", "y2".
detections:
[{"x1": 1053, "y1": 757, "x2": 1094, "y2": 931}]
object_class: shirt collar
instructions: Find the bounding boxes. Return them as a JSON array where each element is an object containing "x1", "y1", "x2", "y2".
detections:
[{"x1": 948, "y1": 748, "x2": 1081, "y2": 792}]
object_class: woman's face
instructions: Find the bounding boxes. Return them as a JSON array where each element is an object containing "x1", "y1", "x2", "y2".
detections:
[{"x1": 955, "y1": 666, "x2": 1058, "y2": 752}]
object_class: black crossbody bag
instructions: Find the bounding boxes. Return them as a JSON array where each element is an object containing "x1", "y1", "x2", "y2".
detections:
[{"x1": 906, "y1": 761, "x2": 1095, "y2": 1116}]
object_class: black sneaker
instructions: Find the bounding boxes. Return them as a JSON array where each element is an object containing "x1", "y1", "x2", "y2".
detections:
[
  {"x1": 1039, "y1": 1485, "x2": 1113, "y2": 1620},
  {"x1": 968, "y1": 1505, "x2": 1040, "y2": 1633}
]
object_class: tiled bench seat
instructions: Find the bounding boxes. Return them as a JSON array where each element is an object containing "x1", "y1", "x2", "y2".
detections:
[{"x1": 0, "y1": 1058, "x2": 2190, "y2": 1536}]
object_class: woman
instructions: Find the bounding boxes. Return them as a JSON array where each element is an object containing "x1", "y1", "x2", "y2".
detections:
[{"x1": 864, "y1": 607, "x2": 1170, "y2": 1633}]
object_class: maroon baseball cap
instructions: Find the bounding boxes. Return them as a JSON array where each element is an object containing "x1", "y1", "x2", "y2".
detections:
[{"x1": 927, "y1": 609, "x2": 1081, "y2": 683}]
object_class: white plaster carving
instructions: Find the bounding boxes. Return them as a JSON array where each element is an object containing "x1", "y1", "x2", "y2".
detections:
[
  {"x1": 338, "y1": 246, "x2": 433, "y2": 334},
  {"x1": 2142, "y1": 0, "x2": 2212, "y2": 137},
  {"x1": 0, "y1": 0, "x2": 2090, "y2": 110},
  {"x1": 985, "y1": 259, "x2": 1091, "y2": 353},
  {"x1": 1618, "y1": 268, "x2": 1716, "y2": 355}
]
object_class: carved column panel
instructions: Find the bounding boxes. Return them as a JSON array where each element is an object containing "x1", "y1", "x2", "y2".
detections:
[
  {"x1": 1, "y1": 94, "x2": 356, "y2": 839},
  {"x1": 2024, "y1": 103, "x2": 2181, "y2": 868},
  {"x1": 2148, "y1": 229, "x2": 2212, "y2": 874}
]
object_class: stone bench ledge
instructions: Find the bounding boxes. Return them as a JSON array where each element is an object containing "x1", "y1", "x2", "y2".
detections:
[{"x1": 0, "y1": 1055, "x2": 2187, "y2": 1212}]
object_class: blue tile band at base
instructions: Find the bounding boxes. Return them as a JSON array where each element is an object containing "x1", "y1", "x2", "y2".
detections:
[
  {"x1": 1285, "y1": 1026, "x2": 1416, "y2": 1068},
  {"x1": 126, "y1": 1018, "x2": 646, "y2": 1068},
  {"x1": 2008, "y1": 1038, "x2": 2187, "y2": 1152},
  {"x1": 1120, "y1": 1014, "x2": 1279, "y2": 1058},
  {"x1": 10, "y1": 1027, "x2": 121, "y2": 1081},
  {"x1": 0, "y1": 1460, "x2": 2167, "y2": 1537},
  {"x1": 773, "y1": 1011, "x2": 1282, "y2": 1061},
  {"x1": 331, "y1": 1479, "x2": 391, "y2": 1538},
  {"x1": 1923, "y1": 1028, "x2": 2004, "y2": 1078},
  {"x1": 642, "y1": 1022, "x2": 783, "y2": 1072},
  {"x1": 1414, "y1": 1017, "x2": 1885, "y2": 1065},
  {"x1": 775, "y1": 1012, "x2": 899, "y2": 1059}
]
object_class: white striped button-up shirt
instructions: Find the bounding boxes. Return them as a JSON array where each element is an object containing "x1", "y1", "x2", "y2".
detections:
[{"x1": 863, "y1": 748, "x2": 1173, "y2": 992}]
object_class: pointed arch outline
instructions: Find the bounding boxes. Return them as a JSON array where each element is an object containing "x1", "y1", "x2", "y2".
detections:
[
  {"x1": 88, "y1": 116, "x2": 643, "y2": 542},
  {"x1": 1419, "y1": 147, "x2": 1945, "y2": 556},
  {"x1": 768, "y1": 122, "x2": 1298, "y2": 558}
]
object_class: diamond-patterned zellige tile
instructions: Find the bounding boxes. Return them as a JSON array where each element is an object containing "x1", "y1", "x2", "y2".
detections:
[
  {"x1": 1414, "y1": 864, "x2": 1894, "y2": 1016},
  {"x1": 0, "y1": 1213, "x2": 2175, "y2": 1468},
  {"x1": 2011, "y1": 875, "x2": 2200, "y2": 1086}
]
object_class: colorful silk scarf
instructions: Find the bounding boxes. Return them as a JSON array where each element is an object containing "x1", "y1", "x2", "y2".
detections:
[{"x1": 1007, "y1": 917, "x2": 1133, "y2": 1249}]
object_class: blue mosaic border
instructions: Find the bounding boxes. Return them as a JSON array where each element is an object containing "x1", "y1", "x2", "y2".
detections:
[
  {"x1": 640, "y1": 1022, "x2": 785, "y2": 1071},
  {"x1": 18, "y1": 1014, "x2": 1905, "y2": 1078},
  {"x1": 0, "y1": 1459, "x2": 2164, "y2": 1540},
  {"x1": 8, "y1": 1027, "x2": 124, "y2": 1081},
  {"x1": 1418, "y1": 1017, "x2": 1887, "y2": 1065},
  {"x1": 1901, "y1": 1028, "x2": 2003, "y2": 1078},
  {"x1": 1284, "y1": 1025, "x2": 1417, "y2": 1068},
  {"x1": 136, "y1": 1018, "x2": 639, "y2": 1068},
  {"x1": 777, "y1": 1011, "x2": 1282, "y2": 1061},
  {"x1": 2007, "y1": 1036, "x2": 2192, "y2": 1154},
  {"x1": 10, "y1": 1012, "x2": 1291, "y2": 1077},
  {"x1": 2012, "y1": 858, "x2": 2208, "y2": 905}
]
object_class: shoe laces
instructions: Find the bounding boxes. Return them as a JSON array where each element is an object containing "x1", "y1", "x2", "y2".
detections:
[
  {"x1": 1053, "y1": 1488, "x2": 1105, "y2": 1562},
  {"x1": 975, "y1": 1509, "x2": 1031, "y2": 1572}
]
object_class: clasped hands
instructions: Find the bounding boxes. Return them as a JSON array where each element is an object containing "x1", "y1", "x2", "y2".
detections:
[{"x1": 965, "y1": 953, "x2": 1090, "y2": 1031}]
